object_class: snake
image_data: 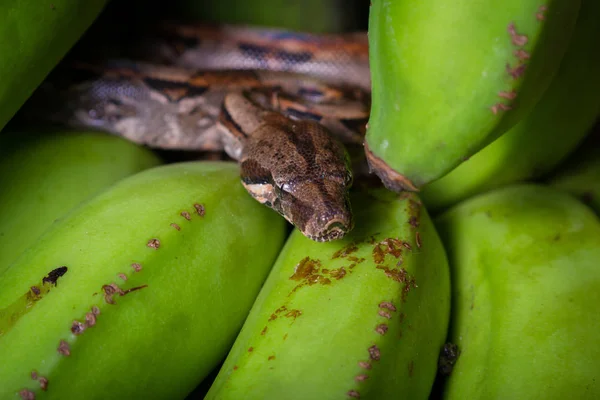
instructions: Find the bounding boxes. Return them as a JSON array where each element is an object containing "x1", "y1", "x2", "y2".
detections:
[{"x1": 19, "y1": 22, "x2": 372, "y2": 242}]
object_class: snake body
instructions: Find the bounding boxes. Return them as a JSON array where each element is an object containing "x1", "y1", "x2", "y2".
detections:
[{"x1": 20, "y1": 22, "x2": 372, "y2": 242}]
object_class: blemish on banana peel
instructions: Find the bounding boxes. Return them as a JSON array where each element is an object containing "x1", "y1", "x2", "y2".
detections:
[
  {"x1": 43, "y1": 266, "x2": 68, "y2": 286},
  {"x1": 375, "y1": 324, "x2": 388, "y2": 335},
  {"x1": 371, "y1": 238, "x2": 418, "y2": 297},
  {"x1": 536, "y1": 5, "x2": 548, "y2": 20},
  {"x1": 368, "y1": 345, "x2": 381, "y2": 361},
  {"x1": 0, "y1": 267, "x2": 70, "y2": 337},
  {"x1": 491, "y1": 20, "x2": 533, "y2": 114},
  {"x1": 498, "y1": 90, "x2": 517, "y2": 100},
  {"x1": 289, "y1": 257, "x2": 328, "y2": 285},
  {"x1": 147, "y1": 238, "x2": 160, "y2": 249},
  {"x1": 170, "y1": 223, "x2": 181, "y2": 231},
  {"x1": 408, "y1": 216, "x2": 419, "y2": 228},
  {"x1": 180, "y1": 211, "x2": 191, "y2": 220},
  {"x1": 347, "y1": 390, "x2": 361, "y2": 398},
  {"x1": 71, "y1": 320, "x2": 86, "y2": 335},
  {"x1": 507, "y1": 22, "x2": 528, "y2": 46},
  {"x1": 332, "y1": 242, "x2": 359, "y2": 259},
  {"x1": 358, "y1": 361, "x2": 371, "y2": 370},
  {"x1": 103, "y1": 282, "x2": 148, "y2": 304},
  {"x1": 266, "y1": 305, "x2": 302, "y2": 322},
  {"x1": 363, "y1": 142, "x2": 420, "y2": 193},
  {"x1": 31, "y1": 370, "x2": 49, "y2": 391},
  {"x1": 438, "y1": 343, "x2": 461, "y2": 376},
  {"x1": 506, "y1": 63, "x2": 527, "y2": 79},
  {"x1": 194, "y1": 203, "x2": 206, "y2": 216},
  {"x1": 38, "y1": 377, "x2": 48, "y2": 391},
  {"x1": 57, "y1": 340, "x2": 71, "y2": 356},
  {"x1": 131, "y1": 263, "x2": 142, "y2": 272},
  {"x1": 408, "y1": 360, "x2": 414, "y2": 377},
  {"x1": 19, "y1": 389, "x2": 35, "y2": 400},
  {"x1": 372, "y1": 238, "x2": 403, "y2": 264},
  {"x1": 514, "y1": 49, "x2": 530, "y2": 60},
  {"x1": 490, "y1": 103, "x2": 512, "y2": 115},
  {"x1": 285, "y1": 309, "x2": 302, "y2": 319},
  {"x1": 268, "y1": 355, "x2": 276, "y2": 361},
  {"x1": 71, "y1": 306, "x2": 100, "y2": 335},
  {"x1": 379, "y1": 301, "x2": 396, "y2": 311}
]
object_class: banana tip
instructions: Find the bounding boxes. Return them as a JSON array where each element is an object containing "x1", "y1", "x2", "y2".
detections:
[{"x1": 364, "y1": 142, "x2": 419, "y2": 192}]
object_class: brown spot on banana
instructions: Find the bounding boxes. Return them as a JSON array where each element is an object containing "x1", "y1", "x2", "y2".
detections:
[
  {"x1": 507, "y1": 22, "x2": 528, "y2": 46},
  {"x1": 506, "y1": 63, "x2": 527, "y2": 79},
  {"x1": 364, "y1": 142, "x2": 419, "y2": 192},
  {"x1": 537, "y1": 5, "x2": 548, "y2": 21},
  {"x1": 490, "y1": 103, "x2": 512, "y2": 115},
  {"x1": 498, "y1": 90, "x2": 517, "y2": 100}
]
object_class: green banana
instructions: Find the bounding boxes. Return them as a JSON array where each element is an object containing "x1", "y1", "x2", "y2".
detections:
[
  {"x1": 0, "y1": 129, "x2": 162, "y2": 273},
  {"x1": 421, "y1": 0, "x2": 600, "y2": 212},
  {"x1": 547, "y1": 126, "x2": 600, "y2": 213},
  {"x1": 435, "y1": 184, "x2": 600, "y2": 399},
  {"x1": 0, "y1": 161, "x2": 287, "y2": 399},
  {"x1": 205, "y1": 187, "x2": 450, "y2": 399},
  {"x1": 364, "y1": 0, "x2": 580, "y2": 191},
  {"x1": 0, "y1": 0, "x2": 107, "y2": 132}
]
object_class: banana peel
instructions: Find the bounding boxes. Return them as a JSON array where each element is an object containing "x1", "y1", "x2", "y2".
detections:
[
  {"x1": 435, "y1": 184, "x2": 600, "y2": 399},
  {"x1": 0, "y1": 0, "x2": 108, "y2": 132},
  {"x1": 205, "y1": 186, "x2": 450, "y2": 399},
  {"x1": 0, "y1": 161, "x2": 287, "y2": 399},
  {"x1": 365, "y1": 0, "x2": 580, "y2": 191},
  {"x1": 421, "y1": 0, "x2": 600, "y2": 212},
  {"x1": 0, "y1": 129, "x2": 162, "y2": 272}
]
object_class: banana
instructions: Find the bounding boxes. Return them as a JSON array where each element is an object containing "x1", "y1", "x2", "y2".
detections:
[
  {"x1": 421, "y1": 0, "x2": 600, "y2": 212},
  {"x1": 0, "y1": 161, "x2": 287, "y2": 399},
  {"x1": 204, "y1": 186, "x2": 450, "y2": 399},
  {"x1": 547, "y1": 125, "x2": 600, "y2": 213},
  {"x1": 434, "y1": 184, "x2": 600, "y2": 399},
  {"x1": 0, "y1": 0, "x2": 107, "y2": 131},
  {"x1": 364, "y1": 0, "x2": 581, "y2": 192},
  {"x1": 0, "y1": 129, "x2": 162, "y2": 273}
]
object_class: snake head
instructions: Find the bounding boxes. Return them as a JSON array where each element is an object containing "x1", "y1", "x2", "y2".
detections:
[{"x1": 240, "y1": 118, "x2": 355, "y2": 242}]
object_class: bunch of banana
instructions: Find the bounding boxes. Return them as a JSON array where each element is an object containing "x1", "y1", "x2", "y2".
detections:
[
  {"x1": 421, "y1": 0, "x2": 600, "y2": 212},
  {"x1": 364, "y1": 0, "x2": 581, "y2": 192},
  {"x1": 0, "y1": 129, "x2": 162, "y2": 272},
  {"x1": 0, "y1": 0, "x2": 108, "y2": 132},
  {"x1": 204, "y1": 187, "x2": 450, "y2": 399},
  {"x1": 0, "y1": 161, "x2": 287, "y2": 399},
  {"x1": 434, "y1": 184, "x2": 600, "y2": 398}
]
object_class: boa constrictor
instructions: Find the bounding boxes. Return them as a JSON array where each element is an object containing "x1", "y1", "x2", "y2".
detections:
[{"x1": 21, "y1": 22, "x2": 372, "y2": 242}]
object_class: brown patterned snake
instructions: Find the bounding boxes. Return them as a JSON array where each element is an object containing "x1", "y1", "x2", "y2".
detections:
[{"x1": 20, "y1": 22, "x2": 372, "y2": 242}]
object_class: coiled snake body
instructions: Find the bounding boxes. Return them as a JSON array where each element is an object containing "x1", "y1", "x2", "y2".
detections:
[{"x1": 22, "y1": 22, "x2": 372, "y2": 242}]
